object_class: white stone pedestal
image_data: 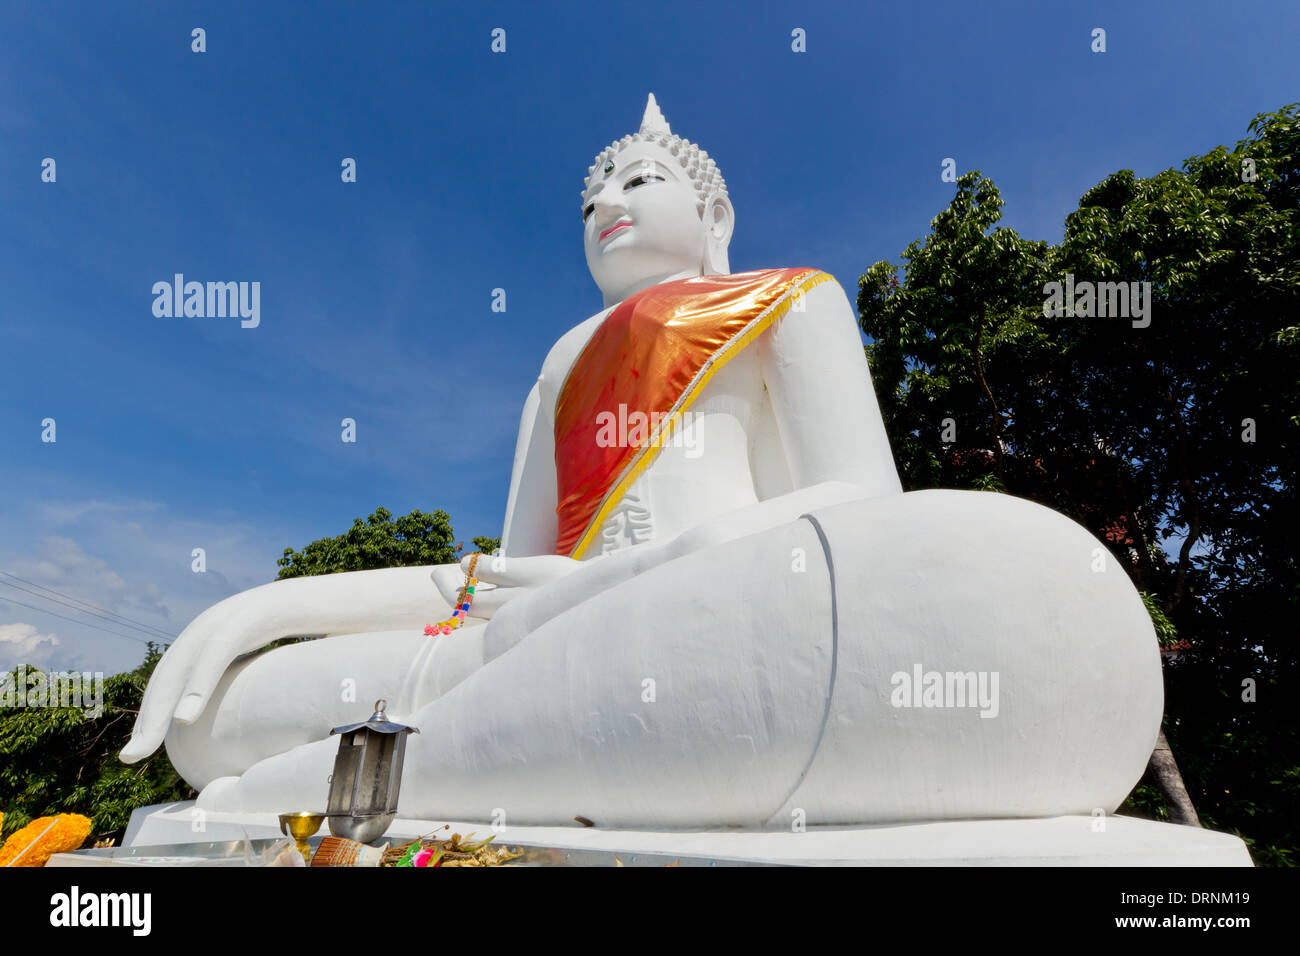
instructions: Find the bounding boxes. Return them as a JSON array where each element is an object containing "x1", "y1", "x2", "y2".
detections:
[{"x1": 122, "y1": 801, "x2": 1252, "y2": 866}]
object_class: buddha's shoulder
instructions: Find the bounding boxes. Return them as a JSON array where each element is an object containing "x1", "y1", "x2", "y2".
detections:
[
  {"x1": 538, "y1": 306, "x2": 615, "y2": 393},
  {"x1": 737, "y1": 266, "x2": 841, "y2": 284},
  {"x1": 730, "y1": 267, "x2": 851, "y2": 306},
  {"x1": 740, "y1": 268, "x2": 852, "y2": 310}
]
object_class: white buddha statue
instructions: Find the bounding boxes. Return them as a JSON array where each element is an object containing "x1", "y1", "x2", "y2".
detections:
[{"x1": 121, "y1": 95, "x2": 1163, "y2": 828}]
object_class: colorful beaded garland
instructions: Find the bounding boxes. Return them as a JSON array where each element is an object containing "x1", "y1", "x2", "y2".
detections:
[{"x1": 425, "y1": 552, "x2": 479, "y2": 637}]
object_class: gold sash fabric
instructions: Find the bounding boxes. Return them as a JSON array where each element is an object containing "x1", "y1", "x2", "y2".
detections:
[{"x1": 553, "y1": 267, "x2": 833, "y2": 558}]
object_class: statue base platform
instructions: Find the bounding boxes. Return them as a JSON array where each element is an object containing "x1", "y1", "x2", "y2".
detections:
[{"x1": 120, "y1": 801, "x2": 1252, "y2": 866}]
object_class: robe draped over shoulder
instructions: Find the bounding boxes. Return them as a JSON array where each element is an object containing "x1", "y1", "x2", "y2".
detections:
[{"x1": 553, "y1": 267, "x2": 833, "y2": 558}]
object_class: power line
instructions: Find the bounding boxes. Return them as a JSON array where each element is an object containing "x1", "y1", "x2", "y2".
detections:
[
  {"x1": 0, "y1": 578, "x2": 177, "y2": 643},
  {"x1": 0, "y1": 594, "x2": 161, "y2": 647},
  {"x1": 0, "y1": 570, "x2": 176, "y2": 640},
  {"x1": 0, "y1": 570, "x2": 176, "y2": 638}
]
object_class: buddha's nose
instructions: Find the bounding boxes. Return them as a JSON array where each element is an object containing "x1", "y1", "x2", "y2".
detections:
[{"x1": 593, "y1": 191, "x2": 627, "y2": 227}]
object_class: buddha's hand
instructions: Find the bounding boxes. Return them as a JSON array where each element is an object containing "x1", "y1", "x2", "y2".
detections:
[
  {"x1": 430, "y1": 553, "x2": 581, "y2": 619},
  {"x1": 118, "y1": 587, "x2": 273, "y2": 763},
  {"x1": 120, "y1": 566, "x2": 437, "y2": 763}
]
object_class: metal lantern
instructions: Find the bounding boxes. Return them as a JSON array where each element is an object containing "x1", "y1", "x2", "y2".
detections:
[{"x1": 325, "y1": 699, "x2": 419, "y2": 843}]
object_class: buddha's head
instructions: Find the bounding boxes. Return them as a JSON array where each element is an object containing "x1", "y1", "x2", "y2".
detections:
[{"x1": 581, "y1": 94, "x2": 734, "y2": 305}]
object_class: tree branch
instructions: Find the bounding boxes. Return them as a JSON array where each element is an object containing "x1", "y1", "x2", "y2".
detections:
[
  {"x1": 1164, "y1": 389, "x2": 1204, "y2": 611},
  {"x1": 972, "y1": 307, "x2": 1004, "y2": 479}
]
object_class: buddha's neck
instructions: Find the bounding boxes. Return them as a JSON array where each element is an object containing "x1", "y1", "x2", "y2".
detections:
[{"x1": 602, "y1": 268, "x2": 701, "y2": 309}]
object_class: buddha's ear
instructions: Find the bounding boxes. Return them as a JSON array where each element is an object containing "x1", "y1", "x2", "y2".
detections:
[{"x1": 701, "y1": 193, "x2": 734, "y2": 275}]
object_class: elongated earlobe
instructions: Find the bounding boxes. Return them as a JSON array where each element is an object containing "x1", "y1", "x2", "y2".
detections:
[{"x1": 701, "y1": 195, "x2": 734, "y2": 275}]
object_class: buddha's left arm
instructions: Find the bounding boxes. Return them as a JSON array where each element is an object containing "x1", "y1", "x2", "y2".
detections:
[
  {"x1": 756, "y1": 276, "x2": 902, "y2": 497},
  {"x1": 649, "y1": 278, "x2": 903, "y2": 556}
]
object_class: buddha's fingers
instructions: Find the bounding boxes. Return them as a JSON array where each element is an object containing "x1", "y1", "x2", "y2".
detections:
[
  {"x1": 434, "y1": 562, "x2": 520, "y2": 621},
  {"x1": 430, "y1": 565, "x2": 469, "y2": 607},
  {"x1": 461, "y1": 585, "x2": 518, "y2": 619},
  {"x1": 173, "y1": 605, "x2": 267, "y2": 725},
  {"x1": 119, "y1": 630, "x2": 205, "y2": 762},
  {"x1": 460, "y1": 553, "x2": 580, "y2": 589}
]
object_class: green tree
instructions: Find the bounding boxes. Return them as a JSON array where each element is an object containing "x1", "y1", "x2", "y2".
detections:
[
  {"x1": 276, "y1": 508, "x2": 503, "y2": 580},
  {"x1": 858, "y1": 171, "x2": 1054, "y2": 491},
  {"x1": 859, "y1": 104, "x2": 1299, "y2": 864},
  {"x1": 276, "y1": 507, "x2": 460, "y2": 579},
  {"x1": 1, "y1": 644, "x2": 193, "y2": 845}
]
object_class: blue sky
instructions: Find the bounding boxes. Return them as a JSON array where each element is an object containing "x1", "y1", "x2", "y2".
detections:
[{"x1": 2, "y1": 0, "x2": 1296, "y2": 674}]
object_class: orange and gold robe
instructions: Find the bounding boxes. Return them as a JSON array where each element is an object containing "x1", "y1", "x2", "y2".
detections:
[{"x1": 553, "y1": 267, "x2": 834, "y2": 558}]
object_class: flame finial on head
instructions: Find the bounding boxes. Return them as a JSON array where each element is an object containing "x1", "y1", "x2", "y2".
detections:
[
  {"x1": 640, "y1": 93, "x2": 672, "y2": 137},
  {"x1": 582, "y1": 93, "x2": 727, "y2": 217}
]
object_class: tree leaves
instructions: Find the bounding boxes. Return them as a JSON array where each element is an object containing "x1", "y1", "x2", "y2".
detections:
[
  {"x1": 0, "y1": 644, "x2": 193, "y2": 844},
  {"x1": 275, "y1": 508, "x2": 502, "y2": 581},
  {"x1": 275, "y1": 507, "x2": 460, "y2": 579},
  {"x1": 858, "y1": 104, "x2": 1300, "y2": 864}
]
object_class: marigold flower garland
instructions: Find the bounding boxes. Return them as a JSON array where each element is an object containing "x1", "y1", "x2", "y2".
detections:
[
  {"x1": 0, "y1": 813, "x2": 93, "y2": 867},
  {"x1": 425, "y1": 552, "x2": 480, "y2": 636}
]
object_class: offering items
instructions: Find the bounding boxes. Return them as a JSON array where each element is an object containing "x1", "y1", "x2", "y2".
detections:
[
  {"x1": 310, "y1": 835, "x2": 388, "y2": 867},
  {"x1": 277, "y1": 811, "x2": 325, "y2": 865},
  {"x1": 0, "y1": 813, "x2": 92, "y2": 867}
]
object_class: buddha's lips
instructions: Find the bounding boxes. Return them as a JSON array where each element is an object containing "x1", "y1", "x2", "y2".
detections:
[{"x1": 599, "y1": 220, "x2": 633, "y2": 241}]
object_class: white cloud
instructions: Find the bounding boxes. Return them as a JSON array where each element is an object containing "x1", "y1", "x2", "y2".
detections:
[
  {"x1": 0, "y1": 493, "x2": 284, "y2": 673},
  {"x1": 26, "y1": 534, "x2": 129, "y2": 594},
  {"x1": 0, "y1": 622, "x2": 61, "y2": 668},
  {"x1": 38, "y1": 498, "x2": 165, "y2": 526}
]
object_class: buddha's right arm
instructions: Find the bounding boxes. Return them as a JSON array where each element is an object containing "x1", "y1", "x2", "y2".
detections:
[
  {"x1": 124, "y1": 381, "x2": 561, "y2": 761},
  {"x1": 119, "y1": 565, "x2": 456, "y2": 761},
  {"x1": 220, "y1": 565, "x2": 454, "y2": 639}
]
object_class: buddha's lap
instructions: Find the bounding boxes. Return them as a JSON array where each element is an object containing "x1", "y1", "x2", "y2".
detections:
[
  {"x1": 387, "y1": 489, "x2": 1162, "y2": 825},
  {"x1": 184, "y1": 490, "x2": 1163, "y2": 822}
]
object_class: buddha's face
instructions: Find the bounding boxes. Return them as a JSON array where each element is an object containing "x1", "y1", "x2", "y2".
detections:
[{"x1": 583, "y1": 142, "x2": 708, "y2": 301}]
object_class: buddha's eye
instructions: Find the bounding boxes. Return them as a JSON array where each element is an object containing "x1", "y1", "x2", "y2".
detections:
[
  {"x1": 624, "y1": 173, "x2": 665, "y2": 190},
  {"x1": 583, "y1": 203, "x2": 595, "y2": 221}
]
